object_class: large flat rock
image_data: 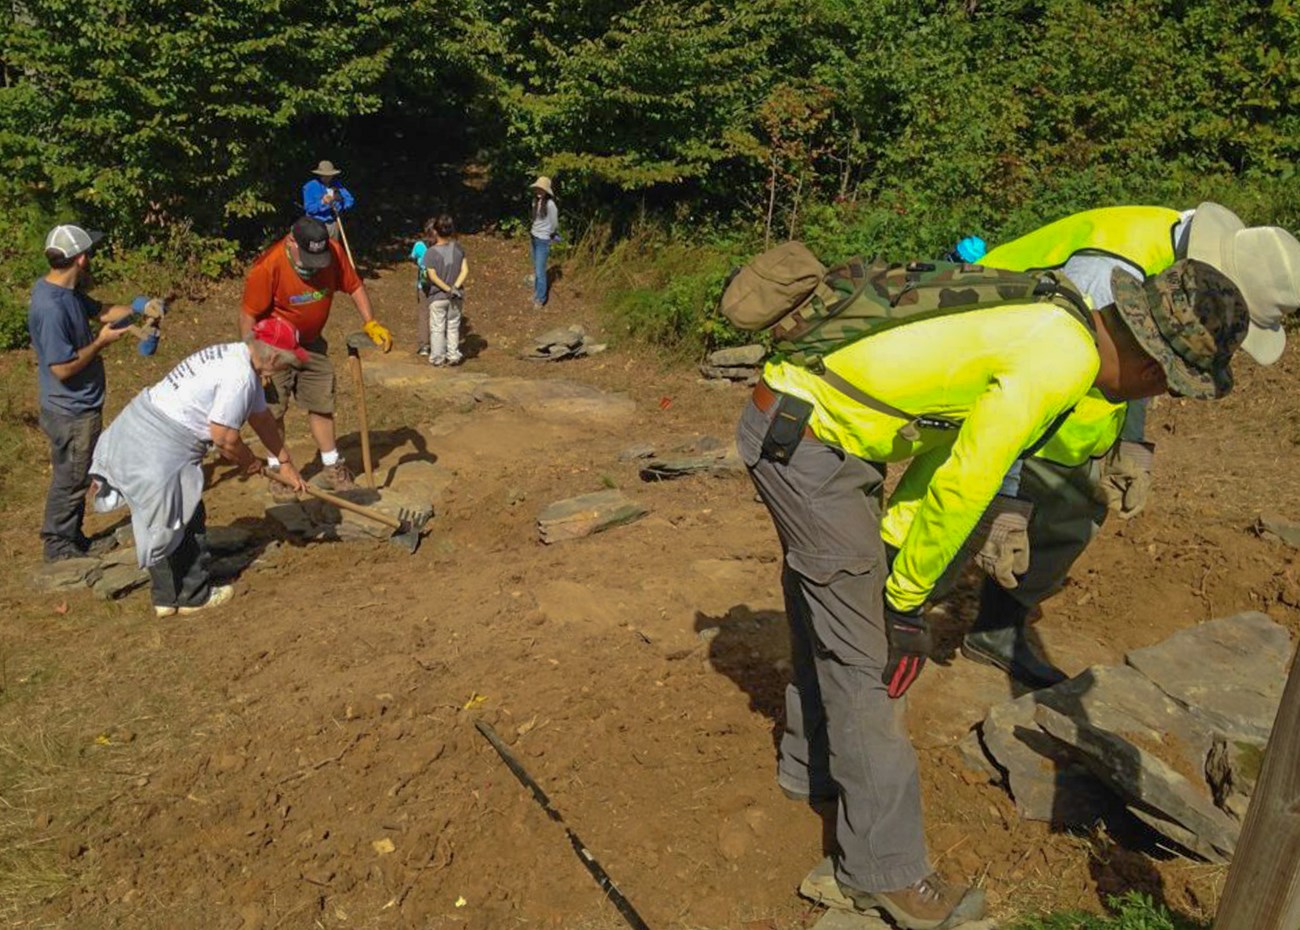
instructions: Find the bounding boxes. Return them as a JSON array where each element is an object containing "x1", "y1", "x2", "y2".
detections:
[
  {"x1": 31, "y1": 557, "x2": 103, "y2": 592},
  {"x1": 1034, "y1": 705, "x2": 1238, "y2": 862},
  {"x1": 1124, "y1": 612, "x2": 1292, "y2": 743},
  {"x1": 537, "y1": 490, "x2": 647, "y2": 544}
]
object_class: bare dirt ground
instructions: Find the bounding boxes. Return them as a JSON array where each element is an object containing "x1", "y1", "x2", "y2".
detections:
[{"x1": 2, "y1": 233, "x2": 1298, "y2": 930}]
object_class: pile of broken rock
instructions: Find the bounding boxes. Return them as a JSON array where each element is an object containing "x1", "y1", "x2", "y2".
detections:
[{"x1": 962, "y1": 612, "x2": 1290, "y2": 862}]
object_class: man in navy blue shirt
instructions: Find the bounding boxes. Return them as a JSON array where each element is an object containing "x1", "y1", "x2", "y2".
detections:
[
  {"x1": 302, "y1": 160, "x2": 355, "y2": 240},
  {"x1": 28, "y1": 225, "x2": 138, "y2": 562}
]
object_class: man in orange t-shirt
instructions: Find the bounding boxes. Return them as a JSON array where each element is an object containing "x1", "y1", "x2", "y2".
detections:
[{"x1": 240, "y1": 216, "x2": 392, "y2": 492}]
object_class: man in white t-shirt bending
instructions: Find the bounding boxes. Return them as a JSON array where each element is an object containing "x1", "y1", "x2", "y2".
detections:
[{"x1": 92, "y1": 318, "x2": 309, "y2": 617}]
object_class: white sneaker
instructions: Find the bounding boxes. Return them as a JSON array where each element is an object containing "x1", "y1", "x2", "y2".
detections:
[{"x1": 156, "y1": 584, "x2": 235, "y2": 618}]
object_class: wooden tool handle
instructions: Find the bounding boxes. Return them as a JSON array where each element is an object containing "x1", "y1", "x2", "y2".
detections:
[{"x1": 265, "y1": 469, "x2": 400, "y2": 530}]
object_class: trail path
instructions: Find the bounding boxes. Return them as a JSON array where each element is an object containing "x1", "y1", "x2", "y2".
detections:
[{"x1": 2, "y1": 233, "x2": 1299, "y2": 929}]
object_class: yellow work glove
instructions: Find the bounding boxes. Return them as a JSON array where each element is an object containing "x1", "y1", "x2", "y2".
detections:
[
  {"x1": 961, "y1": 495, "x2": 1033, "y2": 589},
  {"x1": 363, "y1": 319, "x2": 393, "y2": 353}
]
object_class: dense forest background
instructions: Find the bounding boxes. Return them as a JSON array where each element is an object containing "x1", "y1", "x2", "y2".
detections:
[{"x1": 1, "y1": 0, "x2": 1297, "y2": 348}]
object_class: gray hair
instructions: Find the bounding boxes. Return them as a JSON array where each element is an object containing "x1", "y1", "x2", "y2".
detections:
[{"x1": 245, "y1": 334, "x2": 302, "y2": 369}]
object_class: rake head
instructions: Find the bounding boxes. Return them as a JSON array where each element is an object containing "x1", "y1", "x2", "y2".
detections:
[{"x1": 391, "y1": 507, "x2": 433, "y2": 554}]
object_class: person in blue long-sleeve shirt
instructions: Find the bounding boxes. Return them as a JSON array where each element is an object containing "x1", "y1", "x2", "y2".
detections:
[{"x1": 302, "y1": 160, "x2": 355, "y2": 240}]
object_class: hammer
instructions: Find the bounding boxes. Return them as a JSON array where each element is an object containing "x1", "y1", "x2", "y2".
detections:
[{"x1": 345, "y1": 331, "x2": 375, "y2": 489}]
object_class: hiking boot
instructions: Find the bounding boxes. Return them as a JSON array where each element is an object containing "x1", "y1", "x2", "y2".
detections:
[
  {"x1": 961, "y1": 627, "x2": 1067, "y2": 689},
  {"x1": 800, "y1": 859, "x2": 986, "y2": 930},
  {"x1": 267, "y1": 474, "x2": 298, "y2": 503},
  {"x1": 798, "y1": 858, "x2": 858, "y2": 911},
  {"x1": 318, "y1": 461, "x2": 356, "y2": 491},
  {"x1": 850, "y1": 873, "x2": 987, "y2": 930},
  {"x1": 156, "y1": 584, "x2": 235, "y2": 618}
]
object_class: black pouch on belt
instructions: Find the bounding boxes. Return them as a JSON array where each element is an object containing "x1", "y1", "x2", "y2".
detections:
[{"x1": 760, "y1": 392, "x2": 814, "y2": 464}]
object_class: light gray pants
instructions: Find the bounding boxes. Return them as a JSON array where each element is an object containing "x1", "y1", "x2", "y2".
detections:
[
  {"x1": 737, "y1": 401, "x2": 931, "y2": 893},
  {"x1": 427, "y1": 296, "x2": 463, "y2": 364}
]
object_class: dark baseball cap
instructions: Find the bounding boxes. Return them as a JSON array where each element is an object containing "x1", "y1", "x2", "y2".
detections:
[
  {"x1": 1111, "y1": 260, "x2": 1249, "y2": 399},
  {"x1": 291, "y1": 216, "x2": 333, "y2": 270}
]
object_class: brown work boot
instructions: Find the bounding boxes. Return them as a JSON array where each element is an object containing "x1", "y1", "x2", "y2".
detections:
[
  {"x1": 318, "y1": 461, "x2": 356, "y2": 491},
  {"x1": 267, "y1": 474, "x2": 298, "y2": 503},
  {"x1": 847, "y1": 873, "x2": 987, "y2": 930}
]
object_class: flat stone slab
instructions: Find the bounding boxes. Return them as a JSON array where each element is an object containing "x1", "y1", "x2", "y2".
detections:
[
  {"x1": 1256, "y1": 512, "x2": 1300, "y2": 548},
  {"x1": 31, "y1": 557, "x2": 103, "y2": 592},
  {"x1": 979, "y1": 682, "x2": 1117, "y2": 826},
  {"x1": 1034, "y1": 705, "x2": 1238, "y2": 862},
  {"x1": 92, "y1": 563, "x2": 149, "y2": 600},
  {"x1": 477, "y1": 378, "x2": 634, "y2": 422},
  {"x1": 537, "y1": 490, "x2": 647, "y2": 544},
  {"x1": 207, "y1": 525, "x2": 256, "y2": 554},
  {"x1": 979, "y1": 664, "x2": 1220, "y2": 826},
  {"x1": 707, "y1": 344, "x2": 765, "y2": 367},
  {"x1": 640, "y1": 453, "x2": 744, "y2": 480},
  {"x1": 1124, "y1": 612, "x2": 1292, "y2": 743},
  {"x1": 267, "y1": 484, "x2": 434, "y2": 545}
]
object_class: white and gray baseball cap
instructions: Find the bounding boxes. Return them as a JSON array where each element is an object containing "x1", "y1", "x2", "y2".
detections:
[{"x1": 44, "y1": 224, "x2": 104, "y2": 260}]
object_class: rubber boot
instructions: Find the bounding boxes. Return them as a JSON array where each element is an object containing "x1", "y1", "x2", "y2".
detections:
[{"x1": 960, "y1": 577, "x2": 1067, "y2": 689}]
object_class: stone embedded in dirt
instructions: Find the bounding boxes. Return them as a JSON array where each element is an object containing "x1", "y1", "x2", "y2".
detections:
[
  {"x1": 207, "y1": 525, "x2": 256, "y2": 554},
  {"x1": 1033, "y1": 705, "x2": 1239, "y2": 862},
  {"x1": 31, "y1": 557, "x2": 103, "y2": 592},
  {"x1": 1205, "y1": 736, "x2": 1264, "y2": 822},
  {"x1": 91, "y1": 563, "x2": 149, "y2": 600},
  {"x1": 618, "y1": 442, "x2": 656, "y2": 462},
  {"x1": 708, "y1": 344, "x2": 766, "y2": 368},
  {"x1": 477, "y1": 378, "x2": 635, "y2": 421},
  {"x1": 537, "y1": 490, "x2": 647, "y2": 543},
  {"x1": 1124, "y1": 612, "x2": 1291, "y2": 743},
  {"x1": 1255, "y1": 512, "x2": 1300, "y2": 548},
  {"x1": 978, "y1": 664, "x2": 1223, "y2": 829},
  {"x1": 978, "y1": 682, "x2": 1118, "y2": 826},
  {"x1": 640, "y1": 453, "x2": 745, "y2": 481},
  {"x1": 114, "y1": 525, "x2": 135, "y2": 548}
]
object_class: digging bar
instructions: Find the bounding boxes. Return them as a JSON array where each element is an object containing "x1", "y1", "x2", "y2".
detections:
[
  {"x1": 475, "y1": 720, "x2": 653, "y2": 930},
  {"x1": 264, "y1": 469, "x2": 429, "y2": 554},
  {"x1": 344, "y1": 331, "x2": 376, "y2": 488}
]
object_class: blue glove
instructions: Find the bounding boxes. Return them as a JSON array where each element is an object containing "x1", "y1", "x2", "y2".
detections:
[{"x1": 131, "y1": 296, "x2": 150, "y2": 314}]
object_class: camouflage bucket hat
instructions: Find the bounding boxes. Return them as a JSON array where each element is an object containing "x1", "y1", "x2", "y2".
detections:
[{"x1": 1111, "y1": 260, "x2": 1249, "y2": 399}]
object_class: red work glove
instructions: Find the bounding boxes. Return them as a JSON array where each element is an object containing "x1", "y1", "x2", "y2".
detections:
[{"x1": 882, "y1": 602, "x2": 931, "y2": 699}]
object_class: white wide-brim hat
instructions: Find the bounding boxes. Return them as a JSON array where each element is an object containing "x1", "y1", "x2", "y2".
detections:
[
  {"x1": 1188, "y1": 202, "x2": 1300, "y2": 365},
  {"x1": 529, "y1": 175, "x2": 554, "y2": 197}
]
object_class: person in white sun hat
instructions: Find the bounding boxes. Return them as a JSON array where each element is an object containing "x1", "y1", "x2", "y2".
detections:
[{"x1": 918, "y1": 202, "x2": 1300, "y2": 690}]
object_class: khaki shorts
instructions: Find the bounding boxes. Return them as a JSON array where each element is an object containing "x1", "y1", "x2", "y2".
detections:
[{"x1": 265, "y1": 338, "x2": 334, "y2": 417}]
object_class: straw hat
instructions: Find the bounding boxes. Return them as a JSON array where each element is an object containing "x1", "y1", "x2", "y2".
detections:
[
  {"x1": 529, "y1": 176, "x2": 554, "y2": 197},
  {"x1": 1187, "y1": 202, "x2": 1300, "y2": 365},
  {"x1": 312, "y1": 160, "x2": 342, "y2": 177}
]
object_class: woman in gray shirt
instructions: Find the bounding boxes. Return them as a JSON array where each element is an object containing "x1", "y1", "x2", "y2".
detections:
[{"x1": 529, "y1": 176, "x2": 558, "y2": 308}]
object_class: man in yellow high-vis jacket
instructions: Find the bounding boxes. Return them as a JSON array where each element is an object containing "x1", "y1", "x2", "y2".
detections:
[
  {"x1": 943, "y1": 204, "x2": 1300, "y2": 687},
  {"x1": 735, "y1": 256, "x2": 1247, "y2": 929}
]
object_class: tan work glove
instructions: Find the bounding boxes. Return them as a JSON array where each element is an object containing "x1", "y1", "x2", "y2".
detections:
[
  {"x1": 1100, "y1": 440, "x2": 1155, "y2": 520},
  {"x1": 962, "y1": 495, "x2": 1033, "y2": 589}
]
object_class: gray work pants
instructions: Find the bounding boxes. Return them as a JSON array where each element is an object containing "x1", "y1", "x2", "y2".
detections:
[
  {"x1": 737, "y1": 400, "x2": 931, "y2": 893},
  {"x1": 39, "y1": 406, "x2": 102, "y2": 560}
]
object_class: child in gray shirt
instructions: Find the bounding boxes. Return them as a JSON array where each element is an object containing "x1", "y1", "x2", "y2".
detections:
[{"x1": 420, "y1": 214, "x2": 469, "y2": 366}]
